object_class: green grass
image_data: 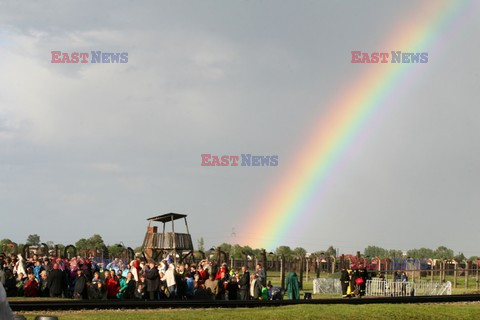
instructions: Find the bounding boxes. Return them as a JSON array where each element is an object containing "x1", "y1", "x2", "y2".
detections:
[
  {"x1": 7, "y1": 297, "x2": 69, "y2": 302},
  {"x1": 18, "y1": 303, "x2": 480, "y2": 320}
]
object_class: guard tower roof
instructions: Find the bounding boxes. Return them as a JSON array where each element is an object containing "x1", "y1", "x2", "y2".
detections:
[{"x1": 147, "y1": 213, "x2": 187, "y2": 223}]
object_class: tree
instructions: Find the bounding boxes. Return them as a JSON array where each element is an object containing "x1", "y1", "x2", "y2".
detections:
[
  {"x1": 325, "y1": 246, "x2": 337, "y2": 257},
  {"x1": 75, "y1": 234, "x2": 105, "y2": 251},
  {"x1": 197, "y1": 237, "x2": 205, "y2": 252},
  {"x1": 88, "y1": 234, "x2": 105, "y2": 248},
  {"x1": 26, "y1": 234, "x2": 41, "y2": 246},
  {"x1": 218, "y1": 243, "x2": 232, "y2": 256},
  {"x1": 75, "y1": 238, "x2": 88, "y2": 250},
  {"x1": 407, "y1": 248, "x2": 435, "y2": 259},
  {"x1": 107, "y1": 244, "x2": 125, "y2": 258},
  {"x1": 275, "y1": 246, "x2": 293, "y2": 258},
  {"x1": 242, "y1": 245, "x2": 254, "y2": 256},
  {"x1": 454, "y1": 252, "x2": 466, "y2": 262},
  {"x1": 434, "y1": 246, "x2": 454, "y2": 260},
  {"x1": 0, "y1": 238, "x2": 13, "y2": 246},
  {"x1": 364, "y1": 245, "x2": 387, "y2": 258},
  {"x1": 293, "y1": 247, "x2": 307, "y2": 258},
  {"x1": 0, "y1": 239, "x2": 13, "y2": 252},
  {"x1": 252, "y1": 248, "x2": 263, "y2": 258},
  {"x1": 231, "y1": 244, "x2": 245, "y2": 259},
  {"x1": 386, "y1": 250, "x2": 403, "y2": 258}
]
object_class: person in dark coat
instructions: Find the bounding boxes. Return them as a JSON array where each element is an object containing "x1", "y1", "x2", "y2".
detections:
[
  {"x1": 256, "y1": 264, "x2": 266, "y2": 287},
  {"x1": 87, "y1": 281, "x2": 99, "y2": 300},
  {"x1": 73, "y1": 269, "x2": 87, "y2": 299},
  {"x1": 24, "y1": 273, "x2": 39, "y2": 297},
  {"x1": 134, "y1": 282, "x2": 145, "y2": 299},
  {"x1": 3, "y1": 269, "x2": 17, "y2": 297},
  {"x1": 145, "y1": 262, "x2": 160, "y2": 300},
  {"x1": 238, "y1": 266, "x2": 250, "y2": 300},
  {"x1": 357, "y1": 266, "x2": 367, "y2": 297},
  {"x1": 39, "y1": 270, "x2": 50, "y2": 297},
  {"x1": 340, "y1": 267, "x2": 350, "y2": 298},
  {"x1": 47, "y1": 263, "x2": 64, "y2": 298},
  {"x1": 227, "y1": 276, "x2": 238, "y2": 300},
  {"x1": 82, "y1": 260, "x2": 93, "y2": 281}
]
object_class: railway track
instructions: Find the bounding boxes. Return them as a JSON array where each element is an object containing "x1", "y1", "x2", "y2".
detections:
[{"x1": 9, "y1": 294, "x2": 480, "y2": 311}]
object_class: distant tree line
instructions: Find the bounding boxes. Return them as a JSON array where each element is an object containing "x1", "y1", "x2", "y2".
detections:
[
  {"x1": 0, "y1": 234, "x2": 133, "y2": 258},
  {"x1": 363, "y1": 245, "x2": 477, "y2": 261},
  {"x1": 1, "y1": 235, "x2": 478, "y2": 262}
]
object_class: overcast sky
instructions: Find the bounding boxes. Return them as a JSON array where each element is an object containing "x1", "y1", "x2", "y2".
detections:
[{"x1": 1, "y1": 0, "x2": 479, "y2": 256}]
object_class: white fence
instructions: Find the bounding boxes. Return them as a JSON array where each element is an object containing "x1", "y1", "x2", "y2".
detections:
[
  {"x1": 366, "y1": 279, "x2": 414, "y2": 296},
  {"x1": 410, "y1": 280, "x2": 452, "y2": 296},
  {"x1": 366, "y1": 279, "x2": 452, "y2": 296},
  {"x1": 313, "y1": 278, "x2": 452, "y2": 296},
  {"x1": 312, "y1": 278, "x2": 342, "y2": 294}
]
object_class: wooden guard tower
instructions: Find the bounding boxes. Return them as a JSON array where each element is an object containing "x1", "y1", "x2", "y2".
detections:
[{"x1": 141, "y1": 213, "x2": 194, "y2": 264}]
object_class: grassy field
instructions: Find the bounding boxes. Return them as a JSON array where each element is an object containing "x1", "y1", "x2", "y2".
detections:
[{"x1": 17, "y1": 303, "x2": 480, "y2": 320}]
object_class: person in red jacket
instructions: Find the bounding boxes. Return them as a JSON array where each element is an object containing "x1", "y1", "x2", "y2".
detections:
[
  {"x1": 104, "y1": 270, "x2": 119, "y2": 299},
  {"x1": 133, "y1": 258, "x2": 142, "y2": 274},
  {"x1": 24, "y1": 273, "x2": 39, "y2": 297},
  {"x1": 215, "y1": 264, "x2": 228, "y2": 280},
  {"x1": 198, "y1": 263, "x2": 208, "y2": 281}
]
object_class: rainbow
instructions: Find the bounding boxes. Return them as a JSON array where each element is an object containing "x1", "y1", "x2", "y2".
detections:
[{"x1": 242, "y1": 0, "x2": 475, "y2": 250}]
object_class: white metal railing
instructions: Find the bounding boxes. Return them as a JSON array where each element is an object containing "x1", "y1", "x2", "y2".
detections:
[
  {"x1": 366, "y1": 279, "x2": 451, "y2": 296},
  {"x1": 312, "y1": 278, "x2": 452, "y2": 296},
  {"x1": 366, "y1": 279, "x2": 414, "y2": 296}
]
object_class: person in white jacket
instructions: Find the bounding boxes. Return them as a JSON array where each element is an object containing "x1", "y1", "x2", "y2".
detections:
[
  {"x1": 161, "y1": 262, "x2": 176, "y2": 298},
  {"x1": 14, "y1": 254, "x2": 26, "y2": 277},
  {"x1": 129, "y1": 260, "x2": 138, "y2": 282},
  {"x1": 0, "y1": 282, "x2": 14, "y2": 320}
]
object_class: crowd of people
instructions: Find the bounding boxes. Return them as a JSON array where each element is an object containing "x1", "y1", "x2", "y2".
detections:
[
  {"x1": 339, "y1": 265, "x2": 368, "y2": 298},
  {"x1": 339, "y1": 265, "x2": 409, "y2": 298},
  {"x1": 0, "y1": 252, "x2": 290, "y2": 301}
]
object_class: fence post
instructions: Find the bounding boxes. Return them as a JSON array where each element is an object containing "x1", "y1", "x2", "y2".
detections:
[
  {"x1": 431, "y1": 262, "x2": 434, "y2": 281},
  {"x1": 299, "y1": 257, "x2": 304, "y2": 290},
  {"x1": 305, "y1": 257, "x2": 309, "y2": 281},
  {"x1": 453, "y1": 263, "x2": 457, "y2": 288},
  {"x1": 441, "y1": 261, "x2": 446, "y2": 282},
  {"x1": 476, "y1": 264, "x2": 479, "y2": 291},
  {"x1": 465, "y1": 261, "x2": 470, "y2": 290},
  {"x1": 280, "y1": 255, "x2": 286, "y2": 290}
]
